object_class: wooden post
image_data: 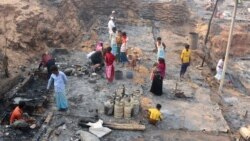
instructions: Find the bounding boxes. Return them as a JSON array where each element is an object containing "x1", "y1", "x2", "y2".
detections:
[
  {"x1": 218, "y1": 0, "x2": 238, "y2": 93},
  {"x1": 3, "y1": 15, "x2": 9, "y2": 78}
]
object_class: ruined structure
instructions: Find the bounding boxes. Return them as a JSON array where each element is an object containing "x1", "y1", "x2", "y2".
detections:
[{"x1": 0, "y1": 0, "x2": 250, "y2": 141}]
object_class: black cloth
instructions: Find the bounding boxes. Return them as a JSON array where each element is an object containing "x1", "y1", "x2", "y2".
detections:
[
  {"x1": 90, "y1": 51, "x2": 104, "y2": 67},
  {"x1": 150, "y1": 73, "x2": 163, "y2": 96},
  {"x1": 180, "y1": 63, "x2": 190, "y2": 76},
  {"x1": 47, "y1": 59, "x2": 55, "y2": 78}
]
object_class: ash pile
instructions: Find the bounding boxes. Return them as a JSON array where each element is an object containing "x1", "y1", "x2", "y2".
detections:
[{"x1": 104, "y1": 85, "x2": 142, "y2": 119}]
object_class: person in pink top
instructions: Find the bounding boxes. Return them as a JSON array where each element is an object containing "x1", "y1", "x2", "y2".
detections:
[
  {"x1": 38, "y1": 52, "x2": 55, "y2": 78},
  {"x1": 120, "y1": 32, "x2": 129, "y2": 67},
  {"x1": 96, "y1": 42, "x2": 103, "y2": 52}
]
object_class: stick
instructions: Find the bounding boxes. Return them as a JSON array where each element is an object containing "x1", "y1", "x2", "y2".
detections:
[{"x1": 44, "y1": 112, "x2": 53, "y2": 124}]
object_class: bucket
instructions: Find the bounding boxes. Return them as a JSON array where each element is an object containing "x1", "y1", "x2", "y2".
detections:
[
  {"x1": 126, "y1": 71, "x2": 133, "y2": 79},
  {"x1": 115, "y1": 70, "x2": 123, "y2": 80},
  {"x1": 189, "y1": 32, "x2": 198, "y2": 50},
  {"x1": 114, "y1": 100, "x2": 124, "y2": 118}
]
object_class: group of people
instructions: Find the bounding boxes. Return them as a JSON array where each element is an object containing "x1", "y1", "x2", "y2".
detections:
[
  {"x1": 150, "y1": 43, "x2": 192, "y2": 96},
  {"x1": 9, "y1": 11, "x2": 195, "y2": 128}
]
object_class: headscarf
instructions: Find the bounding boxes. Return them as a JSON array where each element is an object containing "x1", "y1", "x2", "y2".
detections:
[
  {"x1": 157, "y1": 58, "x2": 166, "y2": 78},
  {"x1": 96, "y1": 41, "x2": 103, "y2": 51}
]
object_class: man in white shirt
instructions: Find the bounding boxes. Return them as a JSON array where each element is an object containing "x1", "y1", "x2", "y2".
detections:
[{"x1": 108, "y1": 17, "x2": 115, "y2": 40}]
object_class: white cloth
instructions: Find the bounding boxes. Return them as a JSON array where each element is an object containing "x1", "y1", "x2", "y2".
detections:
[
  {"x1": 110, "y1": 32, "x2": 116, "y2": 45},
  {"x1": 108, "y1": 19, "x2": 115, "y2": 34},
  {"x1": 215, "y1": 59, "x2": 224, "y2": 80},
  {"x1": 47, "y1": 71, "x2": 68, "y2": 93},
  {"x1": 87, "y1": 51, "x2": 96, "y2": 59}
]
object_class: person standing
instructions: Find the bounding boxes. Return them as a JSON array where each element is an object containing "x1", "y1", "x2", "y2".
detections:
[
  {"x1": 147, "y1": 104, "x2": 163, "y2": 125},
  {"x1": 120, "y1": 32, "x2": 129, "y2": 67},
  {"x1": 110, "y1": 27, "x2": 118, "y2": 57},
  {"x1": 110, "y1": 10, "x2": 116, "y2": 20},
  {"x1": 214, "y1": 57, "x2": 224, "y2": 80},
  {"x1": 105, "y1": 47, "x2": 115, "y2": 83},
  {"x1": 150, "y1": 58, "x2": 166, "y2": 96},
  {"x1": 108, "y1": 17, "x2": 115, "y2": 40},
  {"x1": 155, "y1": 37, "x2": 166, "y2": 60},
  {"x1": 47, "y1": 66, "x2": 68, "y2": 111},
  {"x1": 116, "y1": 30, "x2": 123, "y2": 63},
  {"x1": 38, "y1": 52, "x2": 55, "y2": 78},
  {"x1": 180, "y1": 44, "x2": 191, "y2": 79}
]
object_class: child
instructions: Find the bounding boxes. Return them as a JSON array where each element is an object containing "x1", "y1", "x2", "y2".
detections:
[{"x1": 120, "y1": 32, "x2": 129, "y2": 67}]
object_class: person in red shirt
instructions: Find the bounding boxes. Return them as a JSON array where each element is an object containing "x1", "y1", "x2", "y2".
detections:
[
  {"x1": 105, "y1": 47, "x2": 115, "y2": 83},
  {"x1": 38, "y1": 52, "x2": 55, "y2": 78},
  {"x1": 10, "y1": 102, "x2": 26, "y2": 124}
]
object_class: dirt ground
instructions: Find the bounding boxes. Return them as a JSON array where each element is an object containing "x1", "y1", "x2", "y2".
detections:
[{"x1": 0, "y1": 0, "x2": 250, "y2": 141}]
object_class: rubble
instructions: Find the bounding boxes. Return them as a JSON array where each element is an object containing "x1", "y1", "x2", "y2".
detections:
[
  {"x1": 0, "y1": 0, "x2": 250, "y2": 140},
  {"x1": 76, "y1": 130, "x2": 100, "y2": 141}
]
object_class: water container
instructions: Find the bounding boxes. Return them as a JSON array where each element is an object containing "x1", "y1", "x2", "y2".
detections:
[
  {"x1": 115, "y1": 70, "x2": 123, "y2": 80},
  {"x1": 104, "y1": 101, "x2": 114, "y2": 116},
  {"x1": 126, "y1": 71, "x2": 133, "y2": 79},
  {"x1": 124, "y1": 99, "x2": 133, "y2": 119},
  {"x1": 114, "y1": 100, "x2": 124, "y2": 118},
  {"x1": 132, "y1": 99, "x2": 140, "y2": 116}
]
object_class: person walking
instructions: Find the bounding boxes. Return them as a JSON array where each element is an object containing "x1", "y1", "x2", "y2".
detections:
[
  {"x1": 47, "y1": 66, "x2": 68, "y2": 111},
  {"x1": 120, "y1": 32, "x2": 129, "y2": 67},
  {"x1": 180, "y1": 44, "x2": 191, "y2": 79},
  {"x1": 214, "y1": 56, "x2": 224, "y2": 80},
  {"x1": 110, "y1": 27, "x2": 118, "y2": 56},
  {"x1": 105, "y1": 47, "x2": 115, "y2": 83},
  {"x1": 155, "y1": 37, "x2": 166, "y2": 60},
  {"x1": 116, "y1": 30, "x2": 123, "y2": 63},
  {"x1": 108, "y1": 17, "x2": 115, "y2": 40},
  {"x1": 150, "y1": 58, "x2": 166, "y2": 96}
]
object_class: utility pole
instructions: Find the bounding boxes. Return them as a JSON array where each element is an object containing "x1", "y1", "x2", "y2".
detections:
[{"x1": 218, "y1": 0, "x2": 238, "y2": 93}]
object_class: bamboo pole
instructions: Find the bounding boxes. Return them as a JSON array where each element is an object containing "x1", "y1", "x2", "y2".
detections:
[
  {"x1": 218, "y1": 0, "x2": 238, "y2": 93},
  {"x1": 201, "y1": 0, "x2": 219, "y2": 67}
]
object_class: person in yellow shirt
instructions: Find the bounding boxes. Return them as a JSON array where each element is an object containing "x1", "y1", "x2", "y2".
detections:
[
  {"x1": 180, "y1": 44, "x2": 191, "y2": 79},
  {"x1": 147, "y1": 104, "x2": 163, "y2": 125}
]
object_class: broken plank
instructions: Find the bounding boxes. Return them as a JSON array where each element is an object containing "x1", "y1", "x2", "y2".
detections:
[
  {"x1": 103, "y1": 122, "x2": 145, "y2": 131},
  {"x1": 44, "y1": 112, "x2": 53, "y2": 124}
]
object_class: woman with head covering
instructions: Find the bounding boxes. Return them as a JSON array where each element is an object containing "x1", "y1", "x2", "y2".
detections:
[
  {"x1": 96, "y1": 41, "x2": 103, "y2": 52},
  {"x1": 105, "y1": 47, "x2": 116, "y2": 83},
  {"x1": 150, "y1": 58, "x2": 166, "y2": 96}
]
